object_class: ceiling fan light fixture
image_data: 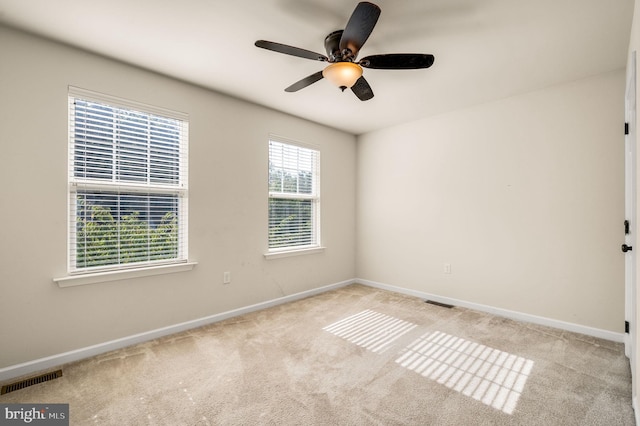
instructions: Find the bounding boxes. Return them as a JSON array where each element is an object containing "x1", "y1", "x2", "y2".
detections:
[
  {"x1": 255, "y1": 2, "x2": 433, "y2": 100},
  {"x1": 322, "y1": 62, "x2": 363, "y2": 91}
]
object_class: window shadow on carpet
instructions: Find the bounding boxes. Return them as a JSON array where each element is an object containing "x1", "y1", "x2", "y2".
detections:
[
  {"x1": 395, "y1": 330, "x2": 534, "y2": 414},
  {"x1": 322, "y1": 310, "x2": 418, "y2": 353}
]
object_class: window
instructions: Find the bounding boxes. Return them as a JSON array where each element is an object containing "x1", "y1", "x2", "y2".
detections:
[
  {"x1": 268, "y1": 138, "x2": 320, "y2": 251},
  {"x1": 68, "y1": 87, "x2": 188, "y2": 273}
]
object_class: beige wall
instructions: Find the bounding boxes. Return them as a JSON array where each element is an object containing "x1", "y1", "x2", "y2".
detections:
[
  {"x1": 356, "y1": 70, "x2": 625, "y2": 332},
  {"x1": 0, "y1": 26, "x2": 356, "y2": 369}
]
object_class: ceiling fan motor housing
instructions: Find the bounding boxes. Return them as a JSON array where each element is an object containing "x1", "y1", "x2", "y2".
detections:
[{"x1": 324, "y1": 30, "x2": 344, "y2": 62}]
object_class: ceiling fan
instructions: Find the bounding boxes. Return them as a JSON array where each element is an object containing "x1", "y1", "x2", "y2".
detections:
[{"x1": 255, "y1": 1, "x2": 435, "y2": 101}]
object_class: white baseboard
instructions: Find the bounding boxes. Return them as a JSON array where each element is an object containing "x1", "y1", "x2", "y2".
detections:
[
  {"x1": 0, "y1": 279, "x2": 355, "y2": 382},
  {"x1": 357, "y1": 278, "x2": 625, "y2": 343},
  {"x1": 634, "y1": 395, "x2": 639, "y2": 426},
  {"x1": 0, "y1": 277, "x2": 625, "y2": 383}
]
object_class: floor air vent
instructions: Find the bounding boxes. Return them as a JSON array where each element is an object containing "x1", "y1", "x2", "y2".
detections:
[
  {"x1": 425, "y1": 300, "x2": 455, "y2": 309},
  {"x1": 1, "y1": 370, "x2": 63, "y2": 395}
]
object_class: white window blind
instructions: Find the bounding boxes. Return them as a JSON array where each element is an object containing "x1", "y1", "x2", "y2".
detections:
[
  {"x1": 68, "y1": 87, "x2": 189, "y2": 273},
  {"x1": 268, "y1": 139, "x2": 320, "y2": 250}
]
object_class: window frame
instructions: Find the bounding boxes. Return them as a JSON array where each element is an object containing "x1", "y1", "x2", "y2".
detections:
[
  {"x1": 65, "y1": 86, "x2": 190, "y2": 276},
  {"x1": 267, "y1": 136, "x2": 322, "y2": 256}
]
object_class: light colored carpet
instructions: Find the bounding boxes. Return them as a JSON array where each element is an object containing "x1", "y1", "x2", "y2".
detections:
[{"x1": 0, "y1": 284, "x2": 634, "y2": 425}]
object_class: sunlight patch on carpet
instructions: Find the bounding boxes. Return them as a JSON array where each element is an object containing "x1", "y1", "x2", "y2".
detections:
[
  {"x1": 323, "y1": 310, "x2": 418, "y2": 353},
  {"x1": 395, "y1": 331, "x2": 534, "y2": 414}
]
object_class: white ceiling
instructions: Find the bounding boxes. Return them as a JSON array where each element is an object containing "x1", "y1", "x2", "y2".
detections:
[{"x1": 0, "y1": 0, "x2": 634, "y2": 134}]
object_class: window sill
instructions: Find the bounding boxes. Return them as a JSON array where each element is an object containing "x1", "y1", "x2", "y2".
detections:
[
  {"x1": 53, "y1": 262, "x2": 198, "y2": 288},
  {"x1": 264, "y1": 247, "x2": 325, "y2": 260}
]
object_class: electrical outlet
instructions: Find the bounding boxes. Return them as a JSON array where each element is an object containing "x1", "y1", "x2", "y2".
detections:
[
  {"x1": 223, "y1": 271, "x2": 231, "y2": 284},
  {"x1": 444, "y1": 263, "x2": 451, "y2": 274}
]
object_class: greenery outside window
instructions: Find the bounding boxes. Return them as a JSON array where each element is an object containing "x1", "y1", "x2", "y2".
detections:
[
  {"x1": 268, "y1": 138, "x2": 320, "y2": 251},
  {"x1": 68, "y1": 87, "x2": 188, "y2": 273}
]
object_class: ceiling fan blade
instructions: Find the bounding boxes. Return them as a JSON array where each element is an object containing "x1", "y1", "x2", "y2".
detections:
[
  {"x1": 285, "y1": 71, "x2": 325, "y2": 92},
  {"x1": 339, "y1": 2, "x2": 381, "y2": 58},
  {"x1": 351, "y1": 76, "x2": 374, "y2": 101},
  {"x1": 255, "y1": 40, "x2": 328, "y2": 62},
  {"x1": 360, "y1": 54, "x2": 435, "y2": 69}
]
